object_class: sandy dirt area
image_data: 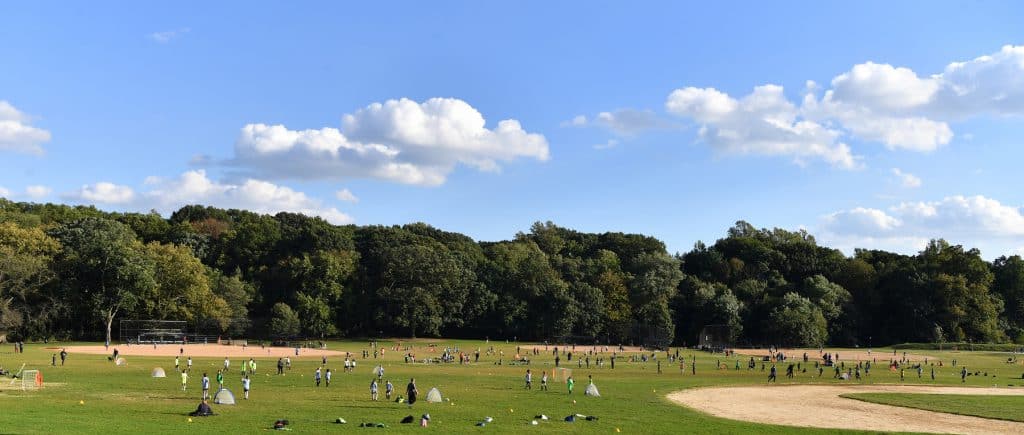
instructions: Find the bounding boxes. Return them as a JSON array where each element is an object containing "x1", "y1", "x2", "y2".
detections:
[
  {"x1": 731, "y1": 348, "x2": 933, "y2": 362},
  {"x1": 60, "y1": 344, "x2": 348, "y2": 358},
  {"x1": 668, "y1": 384, "x2": 1024, "y2": 434}
]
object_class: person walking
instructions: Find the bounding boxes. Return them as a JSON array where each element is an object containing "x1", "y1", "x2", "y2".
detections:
[
  {"x1": 277, "y1": 358, "x2": 284, "y2": 375},
  {"x1": 567, "y1": 376, "x2": 575, "y2": 395},
  {"x1": 406, "y1": 378, "x2": 418, "y2": 408},
  {"x1": 768, "y1": 364, "x2": 777, "y2": 383},
  {"x1": 315, "y1": 367, "x2": 322, "y2": 387},
  {"x1": 242, "y1": 374, "x2": 251, "y2": 399},
  {"x1": 370, "y1": 379, "x2": 379, "y2": 401},
  {"x1": 325, "y1": 368, "x2": 332, "y2": 387},
  {"x1": 386, "y1": 379, "x2": 394, "y2": 400},
  {"x1": 175, "y1": 356, "x2": 180, "y2": 372},
  {"x1": 525, "y1": 369, "x2": 532, "y2": 389},
  {"x1": 541, "y1": 371, "x2": 548, "y2": 391}
]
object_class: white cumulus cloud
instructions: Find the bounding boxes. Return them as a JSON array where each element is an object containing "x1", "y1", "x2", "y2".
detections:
[
  {"x1": 0, "y1": 101, "x2": 51, "y2": 155},
  {"x1": 808, "y1": 45, "x2": 1024, "y2": 151},
  {"x1": 0, "y1": 186, "x2": 10, "y2": 197},
  {"x1": 64, "y1": 170, "x2": 353, "y2": 225},
  {"x1": 69, "y1": 182, "x2": 136, "y2": 204},
  {"x1": 819, "y1": 195, "x2": 1024, "y2": 256},
  {"x1": 580, "y1": 45, "x2": 1024, "y2": 168},
  {"x1": 225, "y1": 97, "x2": 548, "y2": 186},
  {"x1": 666, "y1": 85, "x2": 859, "y2": 169}
]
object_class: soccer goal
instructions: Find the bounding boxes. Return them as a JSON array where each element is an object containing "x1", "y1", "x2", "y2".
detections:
[
  {"x1": 20, "y1": 370, "x2": 43, "y2": 391},
  {"x1": 552, "y1": 367, "x2": 573, "y2": 382}
]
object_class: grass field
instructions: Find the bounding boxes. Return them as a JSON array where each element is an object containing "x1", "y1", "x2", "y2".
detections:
[
  {"x1": 842, "y1": 392, "x2": 1024, "y2": 423},
  {"x1": 3, "y1": 339, "x2": 1024, "y2": 433}
]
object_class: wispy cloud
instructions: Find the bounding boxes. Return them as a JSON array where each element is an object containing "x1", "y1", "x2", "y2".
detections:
[
  {"x1": 0, "y1": 100, "x2": 51, "y2": 155},
  {"x1": 148, "y1": 27, "x2": 191, "y2": 43},
  {"x1": 335, "y1": 188, "x2": 359, "y2": 203},
  {"x1": 891, "y1": 168, "x2": 922, "y2": 188}
]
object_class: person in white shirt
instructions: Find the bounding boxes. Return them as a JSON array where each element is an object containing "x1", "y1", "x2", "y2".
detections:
[{"x1": 201, "y1": 373, "x2": 210, "y2": 400}]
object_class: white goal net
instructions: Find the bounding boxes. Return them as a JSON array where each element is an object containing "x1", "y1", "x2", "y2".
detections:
[
  {"x1": 20, "y1": 370, "x2": 42, "y2": 391},
  {"x1": 552, "y1": 367, "x2": 572, "y2": 381}
]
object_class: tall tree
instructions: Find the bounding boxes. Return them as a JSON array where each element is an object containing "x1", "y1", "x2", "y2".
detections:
[
  {"x1": 49, "y1": 218, "x2": 156, "y2": 344},
  {"x1": 0, "y1": 222, "x2": 61, "y2": 339},
  {"x1": 141, "y1": 242, "x2": 232, "y2": 330}
]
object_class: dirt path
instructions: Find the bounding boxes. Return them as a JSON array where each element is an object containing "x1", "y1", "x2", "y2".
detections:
[
  {"x1": 731, "y1": 348, "x2": 932, "y2": 363},
  {"x1": 667, "y1": 384, "x2": 1024, "y2": 434}
]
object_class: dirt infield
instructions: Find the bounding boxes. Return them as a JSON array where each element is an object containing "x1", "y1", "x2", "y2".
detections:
[
  {"x1": 61, "y1": 344, "x2": 348, "y2": 358},
  {"x1": 731, "y1": 348, "x2": 932, "y2": 362},
  {"x1": 668, "y1": 384, "x2": 1024, "y2": 434}
]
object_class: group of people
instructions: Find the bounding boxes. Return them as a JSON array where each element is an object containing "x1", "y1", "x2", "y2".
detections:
[
  {"x1": 523, "y1": 369, "x2": 597, "y2": 394},
  {"x1": 50, "y1": 348, "x2": 68, "y2": 366}
]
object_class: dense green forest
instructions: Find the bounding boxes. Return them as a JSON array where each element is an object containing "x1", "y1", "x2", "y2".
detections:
[{"x1": 2, "y1": 198, "x2": 1023, "y2": 348}]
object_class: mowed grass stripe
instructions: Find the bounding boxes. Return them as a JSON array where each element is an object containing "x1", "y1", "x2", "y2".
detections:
[{"x1": 842, "y1": 392, "x2": 1024, "y2": 423}]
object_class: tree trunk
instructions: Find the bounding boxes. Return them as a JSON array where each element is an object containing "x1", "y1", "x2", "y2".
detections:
[
  {"x1": 105, "y1": 306, "x2": 119, "y2": 346},
  {"x1": 106, "y1": 312, "x2": 114, "y2": 346}
]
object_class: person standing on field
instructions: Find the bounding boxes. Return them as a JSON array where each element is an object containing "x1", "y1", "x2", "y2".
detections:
[
  {"x1": 201, "y1": 373, "x2": 210, "y2": 400},
  {"x1": 181, "y1": 370, "x2": 188, "y2": 391},
  {"x1": 386, "y1": 380, "x2": 394, "y2": 400},
  {"x1": 370, "y1": 379, "x2": 379, "y2": 401},
  {"x1": 525, "y1": 369, "x2": 532, "y2": 389},
  {"x1": 315, "y1": 367, "x2": 322, "y2": 387},
  {"x1": 768, "y1": 364, "x2": 777, "y2": 383},
  {"x1": 541, "y1": 371, "x2": 548, "y2": 391},
  {"x1": 325, "y1": 368, "x2": 332, "y2": 387},
  {"x1": 242, "y1": 374, "x2": 251, "y2": 399},
  {"x1": 567, "y1": 376, "x2": 575, "y2": 394},
  {"x1": 216, "y1": 370, "x2": 224, "y2": 388},
  {"x1": 406, "y1": 378, "x2": 418, "y2": 407}
]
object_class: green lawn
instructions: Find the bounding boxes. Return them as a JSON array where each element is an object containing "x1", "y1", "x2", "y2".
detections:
[
  {"x1": 842, "y1": 392, "x2": 1024, "y2": 423},
  {"x1": 2, "y1": 340, "x2": 1022, "y2": 434}
]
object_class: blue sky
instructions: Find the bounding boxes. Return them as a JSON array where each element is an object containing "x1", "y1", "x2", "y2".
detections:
[{"x1": 2, "y1": 1, "x2": 1024, "y2": 258}]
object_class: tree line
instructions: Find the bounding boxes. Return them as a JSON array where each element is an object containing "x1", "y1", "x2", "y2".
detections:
[{"x1": 2, "y1": 198, "x2": 1023, "y2": 347}]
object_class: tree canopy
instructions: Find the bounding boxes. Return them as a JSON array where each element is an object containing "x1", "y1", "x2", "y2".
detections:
[{"x1": 1, "y1": 198, "x2": 1020, "y2": 347}]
